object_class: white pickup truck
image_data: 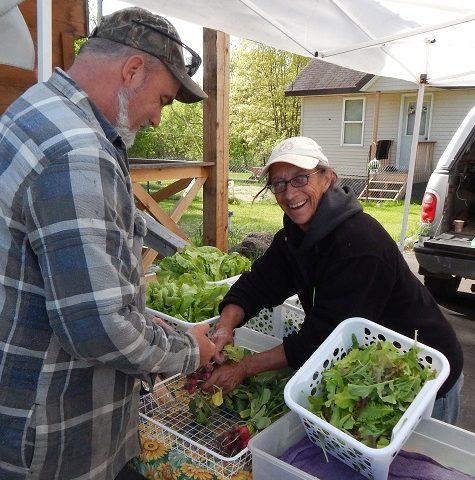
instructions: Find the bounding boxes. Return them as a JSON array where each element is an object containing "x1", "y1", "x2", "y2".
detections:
[{"x1": 414, "y1": 106, "x2": 475, "y2": 299}]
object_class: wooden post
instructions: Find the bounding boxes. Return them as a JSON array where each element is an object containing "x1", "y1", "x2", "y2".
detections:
[{"x1": 202, "y1": 28, "x2": 230, "y2": 251}]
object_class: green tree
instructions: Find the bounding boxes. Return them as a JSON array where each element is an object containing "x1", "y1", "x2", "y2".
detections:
[
  {"x1": 230, "y1": 41, "x2": 309, "y2": 167},
  {"x1": 128, "y1": 102, "x2": 203, "y2": 160},
  {"x1": 110, "y1": 39, "x2": 308, "y2": 166}
]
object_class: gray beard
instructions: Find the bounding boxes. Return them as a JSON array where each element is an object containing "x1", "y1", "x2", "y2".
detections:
[{"x1": 115, "y1": 89, "x2": 137, "y2": 149}]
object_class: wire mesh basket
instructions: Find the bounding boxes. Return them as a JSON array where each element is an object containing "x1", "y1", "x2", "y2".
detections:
[
  {"x1": 138, "y1": 328, "x2": 281, "y2": 478},
  {"x1": 139, "y1": 374, "x2": 251, "y2": 479}
]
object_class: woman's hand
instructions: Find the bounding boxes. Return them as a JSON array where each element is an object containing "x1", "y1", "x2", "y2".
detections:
[
  {"x1": 209, "y1": 326, "x2": 234, "y2": 364},
  {"x1": 210, "y1": 304, "x2": 246, "y2": 364},
  {"x1": 201, "y1": 361, "x2": 246, "y2": 395},
  {"x1": 202, "y1": 344, "x2": 288, "y2": 396}
]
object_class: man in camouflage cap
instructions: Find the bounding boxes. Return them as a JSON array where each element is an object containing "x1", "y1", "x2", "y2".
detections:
[
  {"x1": 90, "y1": 6, "x2": 206, "y2": 104},
  {"x1": 0, "y1": 6, "x2": 214, "y2": 480}
]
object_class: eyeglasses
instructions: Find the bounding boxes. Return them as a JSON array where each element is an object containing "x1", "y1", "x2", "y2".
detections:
[
  {"x1": 269, "y1": 170, "x2": 322, "y2": 194},
  {"x1": 132, "y1": 20, "x2": 202, "y2": 77}
]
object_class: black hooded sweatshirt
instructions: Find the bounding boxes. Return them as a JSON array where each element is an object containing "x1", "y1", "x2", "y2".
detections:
[{"x1": 220, "y1": 185, "x2": 463, "y2": 397}]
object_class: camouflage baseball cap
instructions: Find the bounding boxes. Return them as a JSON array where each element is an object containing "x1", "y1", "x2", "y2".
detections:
[{"x1": 89, "y1": 7, "x2": 207, "y2": 103}]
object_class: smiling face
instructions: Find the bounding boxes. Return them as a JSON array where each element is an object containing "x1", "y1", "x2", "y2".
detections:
[{"x1": 269, "y1": 162, "x2": 333, "y2": 231}]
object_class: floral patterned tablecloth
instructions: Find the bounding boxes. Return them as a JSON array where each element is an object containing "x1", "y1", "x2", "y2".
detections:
[{"x1": 130, "y1": 432, "x2": 252, "y2": 480}]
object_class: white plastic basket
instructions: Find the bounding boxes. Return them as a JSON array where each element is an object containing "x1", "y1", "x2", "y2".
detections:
[
  {"x1": 206, "y1": 274, "x2": 241, "y2": 286},
  {"x1": 246, "y1": 300, "x2": 305, "y2": 339},
  {"x1": 284, "y1": 317, "x2": 450, "y2": 480},
  {"x1": 145, "y1": 306, "x2": 219, "y2": 332},
  {"x1": 248, "y1": 411, "x2": 475, "y2": 480},
  {"x1": 284, "y1": 294, "x2": 302, "y2": 309}
]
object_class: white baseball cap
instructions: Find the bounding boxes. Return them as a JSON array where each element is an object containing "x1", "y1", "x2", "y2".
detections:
[{"x1": 260, "y1": 136, "x2": 329, "y2": 178}]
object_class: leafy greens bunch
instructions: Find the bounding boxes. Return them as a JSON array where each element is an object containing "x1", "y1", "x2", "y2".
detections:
[
  {"x1": 146, "y1": 273, "x2": 230, "y2": 322},
  {"x1": 157, "y1": 245, "x2": 251, "y2": 282},
  {"x1": 308, "y1": 335, "x2": 435, "y2": 449},
  {"x1": 186, "y1": 345, "x2": 292, "y2": 452}
]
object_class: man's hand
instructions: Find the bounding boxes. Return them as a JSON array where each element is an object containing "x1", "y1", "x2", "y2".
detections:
[
  {"x1": 152, "y1": 316, "x2": 173, "y2": 331},
  {"x1": 190, "y1": 324, "x2": 216, "y2": 368}
]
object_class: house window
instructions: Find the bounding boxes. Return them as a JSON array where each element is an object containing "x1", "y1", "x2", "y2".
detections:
[
  {"x1": 342, "y1": 98, "x2": 365, "y2": 145},
  {"x1": 406, "y1": 102, "x2": 429, "y2": 136}
]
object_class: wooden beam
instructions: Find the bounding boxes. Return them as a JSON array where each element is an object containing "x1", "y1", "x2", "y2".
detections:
[
  {"x1": 202, "y1": 28, "x2": 230, "y2": 251},
  {"x1": 142, "y1": 248, "x2": 160, "y2": 272},
  {"x1": 130, "y1": 164, "x2": 211, "y2": 183},
  {"x1": 132, "y1": 182, "x2": 189, "y2": 241},
  {"x1": 171, "y1": 177, "x2": 206, "y2": 222},
  {"x1": 151, "y1": 178, "x2": 193, "y2": 202}
]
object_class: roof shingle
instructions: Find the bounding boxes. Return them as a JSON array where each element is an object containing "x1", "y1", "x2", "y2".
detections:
[{"x1": 286, "y1": 58, "x2": 374, "y2": 96}]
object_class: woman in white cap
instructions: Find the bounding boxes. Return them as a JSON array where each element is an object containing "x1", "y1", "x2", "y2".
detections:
[{"x1": 203, "y1": 136, "x2": 464, "y2": 425}]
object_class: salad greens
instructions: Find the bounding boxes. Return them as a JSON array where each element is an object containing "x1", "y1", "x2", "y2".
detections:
[
  {"x1": 146, "y1": 273, "x2": 229, "y2": 322},
  {"x1": 157, "y1": 245, "x2": 251, "y2": 282},
  {"x1": 186, "y1": 346, "x2": 292, "y2": 437},
  {"x1": 307, "y1": 335, "x2": 435, "y2": 449},
  {"x1": 147, "y1": 246, "x2": 250, "y2": 322},
  {"x1": 224, "y1": 366, "x2": 292, "y2": 435}
]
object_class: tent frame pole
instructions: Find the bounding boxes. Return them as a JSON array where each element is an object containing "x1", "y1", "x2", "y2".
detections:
[
  {"x1": 37, "y1": 0, "x2": 52, "y2": 82},
  {"x1": 398, "y1": 76, "x2": 426, "y2": 251}
]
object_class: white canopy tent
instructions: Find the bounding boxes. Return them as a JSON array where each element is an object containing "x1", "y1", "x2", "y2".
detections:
[
  {"x1": 0, "y1": 0, "x2": 34, "y2": 70},
  {"x1": 26, "y1": 0, "x2": 475, "y2": 247}
]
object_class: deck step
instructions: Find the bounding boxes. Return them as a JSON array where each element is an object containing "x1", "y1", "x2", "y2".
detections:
[
  {"x1": 359, "y1": 179, "x2": 407, "y2": 201},
  {"x1": 365, "y1": 188, "x2": 401, "y2": 193},
  {"x1": 365, "y1": 181, "x2": 406, "y2": 186},
  {"x1": 363, "y1": 196, "x2": 399, "y2": 201}
]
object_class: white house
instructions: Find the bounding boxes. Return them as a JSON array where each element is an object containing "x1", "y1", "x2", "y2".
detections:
[{"x1": 286, "y1": 59, "x2": 475, "y2": 200}]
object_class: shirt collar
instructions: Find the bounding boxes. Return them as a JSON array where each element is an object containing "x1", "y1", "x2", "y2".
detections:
[{"x1": 49, "y1": 68, "x2": 128, "y2": 166}]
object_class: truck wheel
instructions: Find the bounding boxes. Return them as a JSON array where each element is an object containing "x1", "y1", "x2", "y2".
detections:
[{"x1": 423, "y1": 275, "x2": 461, "y2": 300}]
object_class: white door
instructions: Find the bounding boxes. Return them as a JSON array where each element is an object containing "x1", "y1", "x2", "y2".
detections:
[{"x1": 398, "y1": 96, "x2": 431, "y2": 170}]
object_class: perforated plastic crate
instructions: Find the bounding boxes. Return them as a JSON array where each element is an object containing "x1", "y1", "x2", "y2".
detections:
[
  {"x1": 246, "y1": 300, "x2": 305, "y2": 339},
  {"x1": 145, "y1": 276, "x2": 241, "y2": 332},
  {"x1": 248, "y1": 411, "x2": 475, "y2": 480},
  {"x1": 207, "y1": 274, "x2": 241, "y2": 286},
  {"x1": 284, "y1": 317, "x2": 450, "y2": 480},
  {"x1": 145, "y1": 306, "x2": 219, "y2": 332},
  {"x1": 284, "y1": 294, "x2": 302, "y2": 309}
]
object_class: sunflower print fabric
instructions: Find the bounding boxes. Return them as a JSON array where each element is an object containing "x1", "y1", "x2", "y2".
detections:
[{"x1": 129, "y1": 434, "x2": 253, "y2": 480}]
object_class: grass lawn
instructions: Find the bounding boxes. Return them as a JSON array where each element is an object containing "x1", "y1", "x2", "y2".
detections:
[
  {"x1": 156, "y1": 186, "x2": 422, "y2": 248},
  {"x1": 227, "y1": 199, "x2": 421, "y2": 246}
]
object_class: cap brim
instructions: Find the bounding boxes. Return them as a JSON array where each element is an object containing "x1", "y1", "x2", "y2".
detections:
[
  {"x1": 260, "y1": 154, "x2": 321, "y2": 178},
  {"x1": 0, "y1": 6, "x2": 35, "y2": 71},
  {"x1": 165, "y1": 62, "x2": 207, "y2": 103}
]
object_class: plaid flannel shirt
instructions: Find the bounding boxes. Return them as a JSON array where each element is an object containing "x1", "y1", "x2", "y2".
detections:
[{"x1": 0, "y1": 69, "x2": 200, "y2": 480}]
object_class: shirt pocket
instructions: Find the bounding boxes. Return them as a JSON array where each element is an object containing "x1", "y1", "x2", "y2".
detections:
[{"x1": 22, "y1": 403, "x2": 36, "y2": 470}]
